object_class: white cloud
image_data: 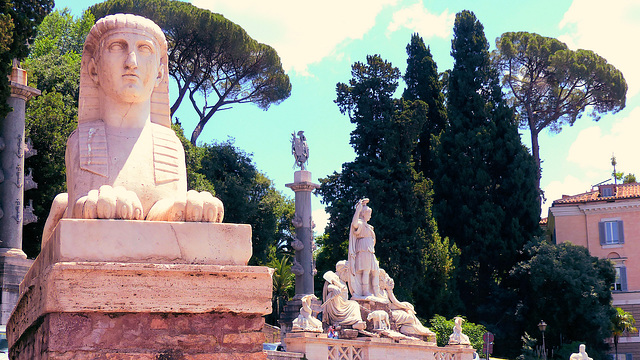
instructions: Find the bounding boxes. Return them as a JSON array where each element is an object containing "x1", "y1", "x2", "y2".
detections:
[
  {"x1": 191, "y1": 0, "x2": 399, "y2": 74},
  {"x1": 387, "y1": 2, "x2": 454, "y2": 39},
  {"x1": 567, "y1": 107, "x2": 640, "y2": 173},
  {"x1": 559, "y1": 0, "x2": 640, "y2": 97},
  {"x1": 542, "y1": 175, "x2": 593, "y2": 217},
  {"x1": 312, "y1": 208, "x2": 329, "y2": 235}
]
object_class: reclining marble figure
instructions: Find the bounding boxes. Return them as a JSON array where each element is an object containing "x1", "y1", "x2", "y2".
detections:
[
  {"x1": 321, "y1": 262, "x2": 366, "y2": 330},
  {"x1": 42, "y1": 14, "x2": 223, "y2": 242}
]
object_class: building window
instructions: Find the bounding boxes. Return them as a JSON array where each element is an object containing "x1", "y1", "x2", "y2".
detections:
[
  {"x1": 613, "y1": 266, "x2": 627, "y2": 292},
  {"x1": 599, "y1": 220, "x2": 624, "y2": 245}
]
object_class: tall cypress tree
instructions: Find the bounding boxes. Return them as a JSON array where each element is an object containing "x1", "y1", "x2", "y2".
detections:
[
  {"x1": 403, "y1": 33, "x2": 447, "y2": 179},
  {"x1": 318, "y1": 55, "x2": 458, "y2": 316},
  {"x1": 433, "y1": 10, "x2": 540, "y2": 324}
]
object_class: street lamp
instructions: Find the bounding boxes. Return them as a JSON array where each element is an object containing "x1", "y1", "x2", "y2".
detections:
[{"x1": 538, "y1": 320, "x2": 547, "y2": 360}]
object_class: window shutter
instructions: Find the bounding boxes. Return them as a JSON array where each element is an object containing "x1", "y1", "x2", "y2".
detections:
[
  {"x1": 621, "y1": 267, "x2": 628, "y2": 291},
  {"x1": 599, "y1": 222, "x2": 605, "y2": 245},
  {"x1": 618, "y1": 221, "x2": 625, "y2": 244}
]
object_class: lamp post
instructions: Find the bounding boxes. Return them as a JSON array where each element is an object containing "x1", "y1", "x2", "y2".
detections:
[{"x1": 538, "y1": 320, "x2": 547, "y2": 360}]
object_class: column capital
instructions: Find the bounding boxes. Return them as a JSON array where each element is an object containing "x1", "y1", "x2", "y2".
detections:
[
  {"x1": 9, "y1": 82, "x2": 40, "y2": 101},
  {"x1": 286, "y1": 181, "x2": 320, "y2": 192}
]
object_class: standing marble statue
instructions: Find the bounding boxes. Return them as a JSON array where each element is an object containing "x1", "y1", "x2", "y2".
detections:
[
  {"x1": 321, "y1": 261, "x2": 366, "y2": 330},
  {"x1": 41, "y1": 14, "x2": 223, "y2": 242},
  {"x1": 291, "y1": 130, "x2": 309, "y2": 170},
  {"x1": 348, "y1": 198, "x2": 381, "y2": 299}
]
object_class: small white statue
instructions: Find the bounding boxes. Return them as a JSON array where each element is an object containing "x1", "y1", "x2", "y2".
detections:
[
  {"x1": 448, "y1": 316, "x2": 471, "y2": 345},
  {"x1": 570, "y1": 345, "x2": 593, "y2": 360},
  {"x1": 367, "y1": 310, "x2": 390, "y2": 331},
  {"x1": 292, "y1": 294, "x2": 323, "y2": 333},
  {"x1": 348, "y1": 198, "x2": 382, "y2": 299},
  {"x1": 41, "y1": 14, "x2": 224, "y2": 243},
  {"x1": 321, "y1": 263, "x2": 366, "y2": 330},
  {"x1": 378, "y1": 269, "x2": 436, "y2": 338}
]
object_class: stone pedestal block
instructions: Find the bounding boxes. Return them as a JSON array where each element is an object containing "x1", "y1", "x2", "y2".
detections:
[
  {"x1": 8, "y1": 220, "x2": 273, "y2": 360},
  {"x1": 285, "y1": 332, "x2": 475, "y2": 360},
  {"x1": 0, "y1": 254, "x2": 33, "y2": 324}
]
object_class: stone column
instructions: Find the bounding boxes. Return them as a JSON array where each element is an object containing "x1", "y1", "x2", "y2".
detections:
[
  {"x1": 279, "y1": 170, "x2": 321, "y2": 344},
  {"x1": 0, "y1": 64, "x2": 39, "y2": 257},
  {"x1": 0, "y1": 63, "x2": 38, "y2": 324},
  {"x1": 286, "y1": 170, "x2": 319, "y2": 296}
]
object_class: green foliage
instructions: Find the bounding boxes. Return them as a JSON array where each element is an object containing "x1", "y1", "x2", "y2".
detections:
[
  {"x1": 433, "y1": 11, "x2": 541, "y2": 339},
  {"x1": 517, "y1": 333, "x2": 541, "y2": 360},
  {"x1": 429, "y1": 315, "x2": 486, "y2": 352},
  {"x1": 403, "y1": 33, "x2": 447, "y2": 179},
  {"x1": 22, "y1": 9, "x2": 92, "y2": 255},
  {"x1": 0, "y1": 0, "x2": 54, "y2": 118},
  {"x1": 510, "y1": 241, "x2": 615, "y2": 360},
  {"x1": 611, "y1": 307, "x2": 637, "y2": 360},
  {"x1": 318, "y1": 53, "x2": 458, "y2": 318},
  {"x1": 89, "y1": 0, "x2": 291, "y2": 144},
  {"x1": 265, "y1": 253, "x2": 295, "y2": 325},
  {"x1": 188, "y1": 134, "x2": 294, "y2": 265},
  {"x1": 623, "y1": 173, "x2": 636, "y2": 184},
  {"x1": 493, "y1": 31, "x2": 627, "y2": 194}
]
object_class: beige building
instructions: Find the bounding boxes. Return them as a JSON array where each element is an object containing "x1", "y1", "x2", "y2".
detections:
[{"x1": 548, "y1": 183, "x2": 640, "y2": 360}]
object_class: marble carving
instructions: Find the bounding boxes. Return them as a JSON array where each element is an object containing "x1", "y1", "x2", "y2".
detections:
[
  {"x1": 348, "y1": 198, "x2": 382, "y2": 299},
  {"x1": 42, "y1": 14, "x2": 223, "y2": 243},
  {"x1": 448, "y1": 317, "x2": 471, "y2": 345},
  {"x1": 321, "y1": 265, "x2": 366, "y2": 331},
  {"x1": 570, "y1": 345, "x2": 593, "y2": 360},
  {"x1": 319, "y1": 198, "x2": 440, "y2": 341},
  {"x1": 292, "y1": 294, "x2": 323, "y2": 333}
]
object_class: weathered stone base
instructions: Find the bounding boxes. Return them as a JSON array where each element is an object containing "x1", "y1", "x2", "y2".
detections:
[
  {"x1": 0, "y1": 251, "x2": 33, "y2": 324},
  {"x1": 7, "y1": 220, "x2": 273, "y2": 360},
  {"x1": 285, "y1": 332, "x2": 475, "y2": 360},
  {"x1": 11, "y1": 311, "x2": 267, "y2": 360}
]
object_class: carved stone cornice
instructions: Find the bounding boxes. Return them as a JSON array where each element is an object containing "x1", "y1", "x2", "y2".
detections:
[
  {"x1": 9, "y1": 82, "x2": 40, "y2": 101},
  {"x1": 286, "y1": 181, "x2": 320, "y2": 192}
]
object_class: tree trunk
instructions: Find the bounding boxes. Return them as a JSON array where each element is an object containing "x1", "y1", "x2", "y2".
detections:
[{"x1": 530, "y1": 128, "x2": 543, "y2": 206}]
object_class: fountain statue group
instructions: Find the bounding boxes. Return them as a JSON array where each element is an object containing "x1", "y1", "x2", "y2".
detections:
[{"x1": 292, "y1": 198, "x2": 470, "y2": 345}]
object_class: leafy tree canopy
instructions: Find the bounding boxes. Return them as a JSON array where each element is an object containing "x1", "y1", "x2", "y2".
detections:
[
  {"x1": 403, "y1": 33, "x2": 447, "y2": 178},
  {"x1": 0, "y1": 0, "x2": 53, "y2": 118},
  {"x1": 319, "y1": 54, "x2": 459, "y2": 317},
  {"x1": 433, "y1": 11, "x2": 540, "y2": 331},
  {"x1": 493, "y1": 31, "x2": 627, "y2": 197},
  {"x1": 510, "y1": 241, "x2": 615, "y2": 360},
  {"x1": 90, "y1": 0, "x2": 292, "y2": 144},
  {"x1": 429, "y1": 315, "x2": 487, "y2": 352}
]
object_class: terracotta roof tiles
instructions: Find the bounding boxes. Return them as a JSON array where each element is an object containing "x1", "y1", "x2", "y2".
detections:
[{"x1": 552, "y1": 183, "x2": 640, "y2": 205}]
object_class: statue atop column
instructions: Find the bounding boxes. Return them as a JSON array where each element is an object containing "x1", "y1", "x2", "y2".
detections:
[
  {"x1": 291, "y1": 130, "x2": 309, "y2": 170},
  {"x1": 41, "y1": 14, "x2": 224, "y2": 243}
]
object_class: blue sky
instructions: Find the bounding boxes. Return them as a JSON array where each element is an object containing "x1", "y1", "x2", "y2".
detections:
[{"x1": 55, "y1": 0, "x2": 640, "y2": 233}]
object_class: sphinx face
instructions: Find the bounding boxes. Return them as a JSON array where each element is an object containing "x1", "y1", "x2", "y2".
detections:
[{"x1": 93, "y1": 30, "x2": 163, "y2": 104}]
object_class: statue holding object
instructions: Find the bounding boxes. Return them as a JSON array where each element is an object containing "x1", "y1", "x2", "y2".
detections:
[
  {"x1": 291, "y1": 130, "x2": 309, "y2": 170},
  {"x1": 41, "y1": 14, "x2": 224, "y2": 243},
  {"x1": 348, "y1": 198, "x2": 382, "y2": 299}
]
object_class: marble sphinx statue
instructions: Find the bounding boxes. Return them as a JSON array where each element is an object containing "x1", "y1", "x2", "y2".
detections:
[{"x1": 42, "y1": 14, "x2": 223, "y2": 242}]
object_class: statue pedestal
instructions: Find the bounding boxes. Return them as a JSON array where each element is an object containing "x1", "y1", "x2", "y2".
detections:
[
  {"x1": 284, "y1": 332, "x2": 475, "y2": 360},
  {"x1": 7, "y1": 220, "x2": 273, "y2": 360}
]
